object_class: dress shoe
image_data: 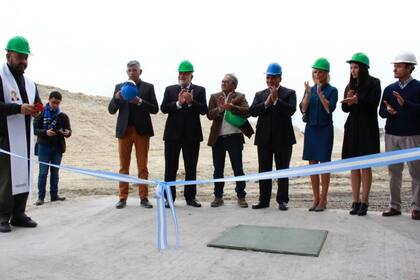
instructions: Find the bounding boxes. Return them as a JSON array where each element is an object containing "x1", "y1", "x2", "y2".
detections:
[
  {"x1": 115, "y1": 199, "x2": 127, "y2": 209},
  {"x1": 10, "y1": 216, "x2": 37, "y2": 228},
  {"x1": 278, "y1": 202, "x2": 289, "y2": 211},
  {"x1": 140, "y1": 198, "x2": 153, "y2": 209},
  {"x1": 211, "y1": 197, "x2": 224, "y2": 207},
  {"x1": 186, "y1": 199, "x2": 201, "y2": 207},
  {"x1": 252, "y1": 202, "x2": 269, "y2": 209},
  {"x1": 357, "y1": 203, "x2": 368, "y2": 216},
  {"x1": 51, "y1": 196, "x2": 66, "y2": 202},
  {"x1": 412, "y1": 210, "x2": 420, "y2": 220},
  {"x1": 237, "y1": 198, "x2": 248, "y2": 208},
  {"x1": 382, "y1": 207, "x2": 401, "y2": 217},
  {"x1": 349, "y1": 202, "x2": 361, "y2": 215},
  {"x1": 0, "y1": 222, "x2": 11, "y2": 233},
  {"x1": 34, "y1": 199, "x2": 44, "y2": 206}
]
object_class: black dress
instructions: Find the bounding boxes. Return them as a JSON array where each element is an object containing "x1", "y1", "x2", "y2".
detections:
[{"x1": 342, "y1": 76, "x2": 381, "y2": 159}]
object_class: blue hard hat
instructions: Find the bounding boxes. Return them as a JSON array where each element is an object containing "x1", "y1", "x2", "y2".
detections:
[
  {"x1": 121, "y1": 80, "x2": 138, "y2": 101},
  {"x1": 265, "y1": 63, "x2": 282, "y2": 76}
]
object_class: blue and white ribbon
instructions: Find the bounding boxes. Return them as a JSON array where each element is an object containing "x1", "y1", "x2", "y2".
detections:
[{"x1": 1, "y1": 147, "x2": 420, "y2": 251}]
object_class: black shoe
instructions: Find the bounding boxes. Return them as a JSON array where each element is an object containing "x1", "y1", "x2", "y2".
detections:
[
  {"x1": 349, "y1": 202, "x2": 361, "y2": 215},
  {"x1": 34, "y1": 199, "x2": 44, "y2": 206},
  {"x1": 186, "y1": 199, "x2": 201, "y2": 207},
  {"x1": 51, "y1": 196, "x2": 66, "y2": 202},
  {"x1": 10, "y1": 216, "x2": 37, "y2": 228},
  {"x1": 278, "y1": 202, "x2": 289, "y2": 211},
  {"x1": 140, "y1": 198, "x2": 153, "y2": 209},
  {"x1": 357, "y1": 203, "x2": 368, "y2": 216},
  {"x1": 115, "y1": 199, "x2": 126, "y2": 209},
  {"x1": 0, "y1": 222, "x2": 11, "y2": 233},
  {"x1": 252, "y1": 202, "x2": 269, "y2": 209}
]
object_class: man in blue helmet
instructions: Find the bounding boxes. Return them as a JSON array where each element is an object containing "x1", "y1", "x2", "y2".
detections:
[
  {"x1": 0, "y1": 36, "x2": 42, "y2": 232},
  {"x1": 249, "y1": 63, "x2": 297, "y2": 210},
  {"x1": 108, "y1": 60, "x2": 158, "y2": 209}
]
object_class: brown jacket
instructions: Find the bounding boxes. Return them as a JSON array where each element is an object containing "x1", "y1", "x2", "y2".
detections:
[{"x1": 207, "y1": 91, "x2": 253, "y2": 146}]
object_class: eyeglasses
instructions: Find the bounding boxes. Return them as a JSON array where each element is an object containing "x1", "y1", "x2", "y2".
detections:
[{"x1": 221, "y1": 80, "x2": 231, "y2": 84}]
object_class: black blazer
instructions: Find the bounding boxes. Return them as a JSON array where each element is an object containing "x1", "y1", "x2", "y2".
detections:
[
  {"x1": 160, "y1": 84, "x2": 207, "y2": 142},
  {"x1": 249, "y1": 86, "x2": 297, "y2": 147},
  {"x1": 108, "y1": 80, "x2": 158, "y2": 138}
]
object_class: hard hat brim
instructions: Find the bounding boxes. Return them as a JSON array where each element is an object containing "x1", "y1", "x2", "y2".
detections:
[{"x1": 346, "y1": 60, "x2": 370, "y2": 68}]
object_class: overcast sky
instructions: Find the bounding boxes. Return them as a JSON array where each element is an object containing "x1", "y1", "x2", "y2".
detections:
[{"x1": 1, "y1": 0, "x2": 419, "y2": 129}]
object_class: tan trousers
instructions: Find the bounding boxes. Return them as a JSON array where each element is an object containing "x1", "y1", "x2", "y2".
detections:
[{"x1": 118, "y1": 126, "x2": 150, "y2": 200}]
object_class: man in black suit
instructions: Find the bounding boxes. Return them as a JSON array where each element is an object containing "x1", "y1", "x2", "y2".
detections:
[
  {"x1": 108, "y1": 60, "x2": 158, "y2": 209},
  {"x1": 161, "y1": 60, "x2": 207, "y2": 207},
  {"x1": 249, "y1": 63, "x2": 296, "y2": 211}
]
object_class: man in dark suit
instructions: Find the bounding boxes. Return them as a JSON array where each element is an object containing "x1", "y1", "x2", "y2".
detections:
[
  {"x1": 108, "y1": 60, "x2": 158, "y2": 209},
  {"x1": 249, "y1": 62, "x2": 296, "y2": 211},
  {"x1": 207, "y1": 73, "x2": 253, "y2": 208},
  {"x1": 161, "y1": 60, "x2": 207, "y2": 207}
]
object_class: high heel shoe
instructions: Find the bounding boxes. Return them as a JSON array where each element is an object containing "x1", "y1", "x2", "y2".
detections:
[
  {"x1": 308, "y1": 202, "x2": 319, "y2": 211},
  {"x1": 349, "y1": 202, "x2": 361, "y2": 215},
  {"x1": 315, "y1": 202, "x2": 327, "y2": 212},
  {"x1": 357, "y1": 203, "x2": 368, "y2": 216}
]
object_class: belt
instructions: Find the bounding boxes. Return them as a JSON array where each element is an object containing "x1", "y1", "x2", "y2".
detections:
[{"x1": 219, "y1": 133, "x2": 241, "y2": 138}]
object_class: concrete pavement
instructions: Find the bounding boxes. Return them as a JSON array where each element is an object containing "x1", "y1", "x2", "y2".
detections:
[{"x1": 0, "y1": 196, "x2": 419, "y2": 280}]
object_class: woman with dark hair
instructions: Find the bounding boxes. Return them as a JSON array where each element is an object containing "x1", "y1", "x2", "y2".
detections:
[
  {"x1": 301, "y1": 58, "x2": 338, "y2": 212},
  {"x1": 341, "y1": 53, "x2": 381, "y2": 216}
]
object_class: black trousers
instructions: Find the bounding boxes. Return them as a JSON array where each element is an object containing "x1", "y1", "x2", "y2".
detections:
[
  {"x1": 212, "y1": 134, "x2": 246, "y2": 198},
  {"x1": 0, "y1": 136, "x2": 29, "y2": 223},
  {"x1": 257, "y1": 144, "x2": 293, "y2": 205},
  {"x1": 164, "y1": 140, "x2": 200, "y2": 202}
]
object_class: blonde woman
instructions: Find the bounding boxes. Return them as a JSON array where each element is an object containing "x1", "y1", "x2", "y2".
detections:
[{"x1": 301, "y1": 58, "x2": 338, "y2": 211}]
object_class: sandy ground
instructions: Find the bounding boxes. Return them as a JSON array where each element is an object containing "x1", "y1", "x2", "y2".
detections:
[
  {"x1": 1, "y1": 196, "x2": 420, "y2": 280},
  {"x1": 30, "y1": 85, "x2": 415, "y2": 213}
]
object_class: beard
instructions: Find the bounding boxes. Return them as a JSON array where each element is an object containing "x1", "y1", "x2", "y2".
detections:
[
  {"x1": 9, "y1": 62, "x2": 26, "y2": 75},
  {"x1": 178, "y1": 78, "x2": 190, "y2": 87}
]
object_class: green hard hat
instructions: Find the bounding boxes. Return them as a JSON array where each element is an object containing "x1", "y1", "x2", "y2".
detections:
[
  {"x1": 224, "y1": 110, "x2": 246, "y2": 128},
  {"x1": 347, "y1": 52, "x2": 370, "y2": 68},
  {"x1": 5, "y1": 36, "x2": 31, "y2": 55},
  {"x1": 312, "y1": 57, "x2": 330, "y2": 72},
  {"x1": 178, "y1": 60, "x2": 194, "y2": 73}
]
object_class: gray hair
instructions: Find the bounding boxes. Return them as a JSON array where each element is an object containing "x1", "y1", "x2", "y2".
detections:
[
  {"x1": 127, "y1": 60, "x2": 141, "y2": 69},
  {"x1": 225, "y1": 73, "x2": 238, "y2": 88}
]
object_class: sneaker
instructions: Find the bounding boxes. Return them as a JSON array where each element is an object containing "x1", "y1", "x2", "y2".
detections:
[
  {"x1": 115, "y1": 199, "x2": 127, "y2": 209},
  {"x1": 140, "y1": 198, "x2": 153, "y2": 209},
  {"x1": 34, "y1": 199, "x2": 44, "y2": 206},
  {"x1": 237, "y1": 198, "x2": 248, "y2": 208},
  {"x1": 211, "y1": 197, "x2": 224, "y2": 207}
]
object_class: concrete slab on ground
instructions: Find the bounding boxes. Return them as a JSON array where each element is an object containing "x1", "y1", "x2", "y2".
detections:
[{"x1": 0, "y1": 196, "x2": 419, "y2": 280}]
